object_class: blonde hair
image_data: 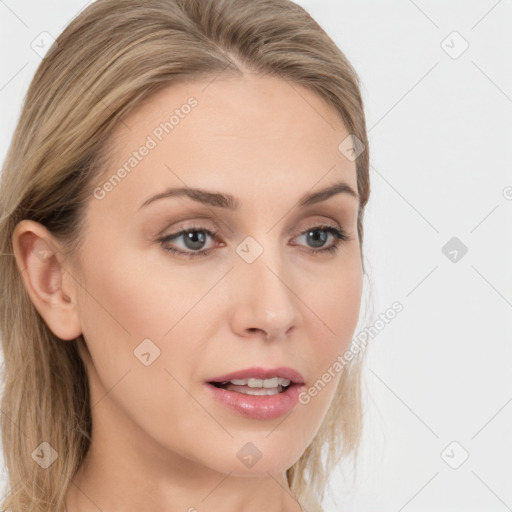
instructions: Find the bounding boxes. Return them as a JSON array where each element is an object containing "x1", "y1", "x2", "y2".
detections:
[{"x1": 0, "y1": 0, "x2": 370, "y2": 510}]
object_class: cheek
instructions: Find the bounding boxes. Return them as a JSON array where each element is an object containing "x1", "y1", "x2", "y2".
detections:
[
  {"x1": 74, "y1": 240, "x2": 228, "y2": 402},
  {"x1": 77, "y1": 242, "x2": 217, "y2": 342},
  {"x1": 74, "y1": 247, "x2": 222, "y2": 455},
  {"x1": 295, "y1": 252, "x2": 362, "y2": 413},
  {"x1": 306, "y1": 251, "x2": 363, "y2": 354},
  {"x1": 75, "y1": 241, "x2": 208, "y2": 394}
]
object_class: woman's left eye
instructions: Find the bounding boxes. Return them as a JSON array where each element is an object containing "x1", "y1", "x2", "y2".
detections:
[{"x1": 158, "y1": 223, "x2": 349, "y2": 259}]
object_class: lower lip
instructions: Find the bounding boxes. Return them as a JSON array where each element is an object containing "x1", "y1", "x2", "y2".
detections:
[{"x1": 204, "y1": 382, "x2": 304, "y2": 420}]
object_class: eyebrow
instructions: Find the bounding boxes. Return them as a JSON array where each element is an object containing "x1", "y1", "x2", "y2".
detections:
[{"x1": 138, "y1": 180, "x2": 358, "y2": 211}]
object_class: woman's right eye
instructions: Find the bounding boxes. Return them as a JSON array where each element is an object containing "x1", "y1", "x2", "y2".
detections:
[{"x1": 158, "y1": 226, "x2": 219, "y2": 258}]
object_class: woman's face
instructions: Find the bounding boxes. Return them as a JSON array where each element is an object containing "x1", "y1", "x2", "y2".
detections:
[{"x1": 69, "y1": 73, "x2": 362, "y2": 477}]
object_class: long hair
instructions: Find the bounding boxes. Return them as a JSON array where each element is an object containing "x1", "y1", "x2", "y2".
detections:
[{"x1": 0, "y1": 0, "x2": 370, "y2": 510}]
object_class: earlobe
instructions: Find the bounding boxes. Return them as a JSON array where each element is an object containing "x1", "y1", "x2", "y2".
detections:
[{"x1": 12, "y1": 220, "x2": 82, "y2": 341}]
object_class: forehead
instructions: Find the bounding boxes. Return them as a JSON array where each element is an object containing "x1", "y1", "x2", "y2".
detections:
[{"x1": 92, "y1": 74, "x2": 357, "y2": 219}]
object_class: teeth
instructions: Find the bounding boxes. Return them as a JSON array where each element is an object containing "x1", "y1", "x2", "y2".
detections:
[{"x1": 229, "y1": 377, "x2": 291, "y2": 388}]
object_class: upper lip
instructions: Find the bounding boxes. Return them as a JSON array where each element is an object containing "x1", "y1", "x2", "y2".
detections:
[{"x1": 207, "y1": 366, "x2": 305, "y2": 385}]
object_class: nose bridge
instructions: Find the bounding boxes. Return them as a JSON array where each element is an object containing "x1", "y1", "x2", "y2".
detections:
[{"x1": 231, "y1": 233, "x2": 299, "y2": 338}]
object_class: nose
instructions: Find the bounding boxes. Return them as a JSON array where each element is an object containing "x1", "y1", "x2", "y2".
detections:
[{"x1": 229, "y1": 244, "x2": 301, "y2": 341}]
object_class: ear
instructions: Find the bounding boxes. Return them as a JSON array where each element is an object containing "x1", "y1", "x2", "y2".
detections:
[{"x1": 11, "y1": 219, "x2": 82, "y2": 341}]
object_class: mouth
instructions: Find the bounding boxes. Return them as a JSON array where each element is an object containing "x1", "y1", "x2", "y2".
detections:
[
  {"x1": 206, "y1": 366, "x2": 305, "y2": 394},
  {"x1": 204, "y1": 366, "x2": 306, "y2": 419}
]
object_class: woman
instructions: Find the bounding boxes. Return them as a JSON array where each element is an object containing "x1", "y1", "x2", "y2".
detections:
[{"x1": 0, "y1": 0, "x2": 370, "y2": 510}]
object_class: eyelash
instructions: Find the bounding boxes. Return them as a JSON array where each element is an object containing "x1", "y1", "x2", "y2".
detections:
[{"x1": 157, "y1": 223, "x2": 350, "y2": 259}]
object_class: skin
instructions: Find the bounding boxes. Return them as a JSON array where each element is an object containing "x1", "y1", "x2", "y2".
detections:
[{"x1": 12, "y1": 73, "x2": 362, "y2": 512}]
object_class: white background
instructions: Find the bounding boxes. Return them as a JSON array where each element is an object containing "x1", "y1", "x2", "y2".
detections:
[{"x1": 1, "y1": 1, "x2": 511, "y2": 511}]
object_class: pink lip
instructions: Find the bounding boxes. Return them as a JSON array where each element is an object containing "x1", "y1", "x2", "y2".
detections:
[
  {"x1": 207, "y1": 366, "x2": 305, "y2": 384},
  {"x1": 204, "y1": 382, "x2": 305, "y2": 420},
  {"x1": 204, "y1": 366, "x2": 306, "y2": 420}
]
